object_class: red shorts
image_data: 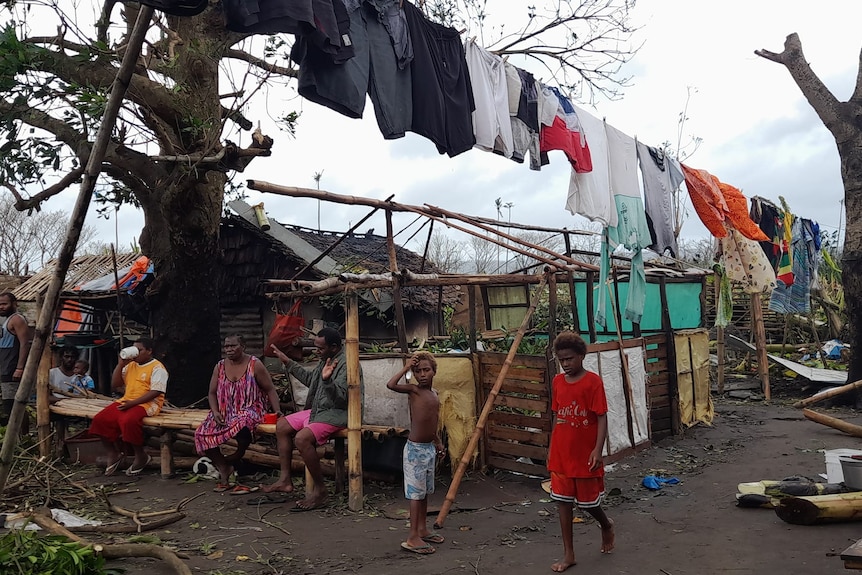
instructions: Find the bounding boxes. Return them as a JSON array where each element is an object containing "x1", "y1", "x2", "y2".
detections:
[
  {"x1": 89, "y1": 402, "x2": 147, "y2": 446},
  {"x1": 550, "y1": 472, "x2": 605, "y2": 508},
  {"x1": 284, "y1": 409, "x2": 344, "y2": 446}
]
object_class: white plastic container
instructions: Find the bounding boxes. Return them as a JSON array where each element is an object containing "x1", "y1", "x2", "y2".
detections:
[
  {"x1": 119, "y1": 346, "x2": 139, "y2": 360},
  {"x1": 841, "y1": 457, "x2": 862, "y2": 490},
  {"x1": 824, "y1": 448, "x2": 862, "y2": 483}
]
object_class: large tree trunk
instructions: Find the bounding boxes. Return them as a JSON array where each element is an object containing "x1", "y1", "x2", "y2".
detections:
[
  {"x1": 756, "y1": 34, "x2": 861, "y2": 384},
  {"x1": 135, "y1": 12, "x2": 228, "y2": 405},
  {"x1": 140, "y1": 177, "x2": 223, "y2": 406}
]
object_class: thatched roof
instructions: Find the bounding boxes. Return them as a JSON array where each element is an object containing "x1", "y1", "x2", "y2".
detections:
[{"x1": 13, "y1": 253, "x2": 141, "y2": 301}]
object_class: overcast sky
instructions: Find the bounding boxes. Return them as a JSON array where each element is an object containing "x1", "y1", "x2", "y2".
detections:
[{"x1": 76, "y1": 0, "x2": 861, "y2": 260}]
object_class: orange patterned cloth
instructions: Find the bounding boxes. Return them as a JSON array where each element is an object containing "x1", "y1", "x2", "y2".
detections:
[{"x1": 682, "y1": 165, "x2": 768, "y2": 241}]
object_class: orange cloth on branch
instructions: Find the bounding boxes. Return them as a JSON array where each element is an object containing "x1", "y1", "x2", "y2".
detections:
[{"x1": 681, "y1": 165, "x2": 768, "y2": 241}]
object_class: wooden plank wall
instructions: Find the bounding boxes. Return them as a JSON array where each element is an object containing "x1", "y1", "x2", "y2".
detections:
[{"x1": 479, "y1": 331, "x2": 679, "y2": 476}]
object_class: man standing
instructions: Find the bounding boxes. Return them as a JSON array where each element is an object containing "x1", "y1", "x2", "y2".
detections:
[
  {"x1": 0, "y1": 292, "x2": 31, "y2": 426},
  {"x1": 89, "y1": 338, "x2": 168, "y2": 476},
  {"x1": 264, "y1": 327, "x2": 360, "y2": 511}
]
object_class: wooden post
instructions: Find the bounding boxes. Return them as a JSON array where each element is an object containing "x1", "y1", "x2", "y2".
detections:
[
  {"x1": 434, "y1": 271, "x2": 549, "y2": 529},
  {"x1": 385, "y1": 210, "x2": 410, "y2": 353},
  {"x1": 160, "y1": 430, "x2": 174, "y2": 478},
  {"x1": 659, "y1": 277, "x2": 682, "y2": 436},
  {"x1": 345, "y1": 291, "x2": 364, "y2": 511},
  {"x1": 562, "y1": 233, "x2": 581, "y2": 335},
  {"x1": 750, "y1": 294, "x2": 771, "y2": 400},
  {"x1": 36, "y1": 318, "x2": 52, "y2": 457},
  {"x1": 111, "y1": 244, "x2": 124, "y2": 350},
  {"x1": 419, "y1": 220, "x2": 434, "y2": 273},
  {"x1": 607, "y1": 284, "x2": 641, "y2": 443},
  {"x1": 586, "y1": 271, "x2": 597, "y2": 343},
  {"x1": 468, "y1": 286, "x2": 477, "y2": 352},
  {"x1": 546, "y1": 271, "x2": 558, "y2": 381},
  {"x1": 715, "y1": 273, "x2": 726, "y2": 395},
  {"x1": 0, "y1": 5, "x2": 155, "y2": 493}
]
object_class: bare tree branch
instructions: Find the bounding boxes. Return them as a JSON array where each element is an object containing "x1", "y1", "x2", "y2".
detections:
[{"x1": 225, "y1": 49, "x2": 297, "y2": 77}]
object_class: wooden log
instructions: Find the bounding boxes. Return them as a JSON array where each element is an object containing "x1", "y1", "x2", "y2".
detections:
[
  {"x1": 160, "y1": 430, "x2": 174, "y2": 478},
  {"x1": 793, "y1": 379, "x2": 862, "y2": 409},
  {"x1": 36, "y1": 329, "x2": 52, "y2": 457},
  {"x1": 775, "y1": 492, "x2": 862, "y2": 525},
  {"x1": 803, "y1": 408, "x2": 862, "y2": 438}
]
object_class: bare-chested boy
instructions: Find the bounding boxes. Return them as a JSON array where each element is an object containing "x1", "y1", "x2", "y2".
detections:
[{"x1": 385, "y1": 351, "x2": 445, "y2": 555}]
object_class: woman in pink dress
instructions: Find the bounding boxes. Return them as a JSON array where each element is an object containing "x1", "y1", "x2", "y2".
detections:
[{"x1": 194, "y1": 334, "x2": 282, "y2": 493}]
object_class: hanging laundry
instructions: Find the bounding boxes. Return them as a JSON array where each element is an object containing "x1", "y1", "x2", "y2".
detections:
[
  {"x1": 292, "y1": 1, "x2": 411, "y2": 138},
  {"x1": 402, "y1": 0, "x2": 475, "y2": 156},
  {"x1": 567, "y1": 105, "x2": 616, "y2": 227},
  {"x1": 539, "y1": 88, "x2": 592, "y2": 172},
  {"x1": 505, "y1": 64, "x2": 541, "y2": 169},
  {"x1": 769, "y1": 217, "x2": 820, "y2": 314},
  {"x1": 777, "y1": 209, "x2": 795, "y2": 287},
  {"x1": 749, "y1": 196, "x2": 783, "y2": 269},
  {"x1": 681, "y1": 165, "x2": 768, "y2": 241},
  {"x1": 226, "y1": 0, "x2": 351, "y2": 60},
  {"x1": 342, "y1": 0, "x2": 413, "y2": 69},
  {"x1": 713, "y1": 263, "x2": 733, "y2": 328},
  {"x1": 719, "y1": 224, "x2": 776, "y2": 294},
  {"x1": 596, "y1": 125, "x2": 650, "y2": 327},
  {"x1": 464, "y1": 40, "x2": 514, "y2": 157},
  {"x1": 139, "y1": 0, "x2": 207, "y2": 16},
  {"x1": 636, "y1": 141, "x2": 684, "y2": 257}
]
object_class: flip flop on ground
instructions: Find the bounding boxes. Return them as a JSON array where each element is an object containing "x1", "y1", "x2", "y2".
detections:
[
  {"x1": 125, "y1": 455, "x2": 152, "y2": 476},
  {"x1": 288, "y1": 502, "x2": 324, "y2": 512},
  {"x1": 213, "y1": 483, "x2": 234, "y2": 493},
  {"x1": 228, "y1": 484, "x2": 260, "y2": 495},
  {"x1": 421, "y1": 533, "x2": 444, "y2": 544},
  {"x1": 104, "y1": 457, "x2": 124, "y2": 477},
  {"x1": 401, "y1": 542, "x2": 435, "y2": 555}
]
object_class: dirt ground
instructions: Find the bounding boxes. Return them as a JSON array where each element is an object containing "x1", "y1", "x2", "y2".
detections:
[{"x1": 10, "y1": 383, "x2": 862, "y2": 575}]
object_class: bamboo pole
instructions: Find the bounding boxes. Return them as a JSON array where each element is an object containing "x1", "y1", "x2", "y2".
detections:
[
  {"x1": 247, "y1": 180, "x2": 597, "y2": 236},
  {"x1": 427, "y1": 203, "x2": 597, "y2": 271},
  {"x1": 0, "y1": 5, "x2": 155, "y2": 494},
  {"x1": 607, "y1": 283, "x2": 642, "y2": 441},
  {"x1": 345, "y1": 290, "x2": 364, "y2": 511},
  {"x1": 419, "y1": 220, "x2": 434, "y2": 273},
  {"x1": 433, "y1": 271, "x2": 549, "y2": 529},
  {"x1": 750, "y1": 294, "x2": 771, "y2": 400},
  {"x1": 36, "y1": 328, "x2": 52, "y2": 457},
  {"x1": 111, "y1": 244, "x2": 125, "y2": 349},
  {"x1": 562, "y1": 232, "x2": 580, "y2": 335},
  {"x1": 803, "y1": 408, "x2": 862, "y2": 437},
  {"x1": 713, "y1": 271, "x2": 725, "y2": 394},
  {"x1": 793, "y1": 380, "x2": 862, "y2": 409},
  {"x1": 385, "y1": 210, "x2": 410, "y2": 354}
]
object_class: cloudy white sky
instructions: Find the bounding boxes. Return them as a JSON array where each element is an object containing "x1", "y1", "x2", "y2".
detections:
[{"x1": 77, "y1": 0, "x2": 860, "y2": 260}]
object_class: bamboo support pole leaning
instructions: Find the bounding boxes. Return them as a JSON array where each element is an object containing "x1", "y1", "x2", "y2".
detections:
[
  {"x1": 36, "y1": 336, "x2": 52, "y2": 457},
  {"x1": 385, "y1": 210, "x2": 410, "y2": 353},
  {"x1": 606, "y1": 283, "x2": 642, "y2": 440},
  {"x1": 793, "y1": 379, "x2": 862, "y2": 409},
  {"x1": 714, "y1": 272, "x2": 725, "y2": 394},
  {"x1": 433, "y1": 271, "x2": 550, "y2": 530},
  {"x1": 345, "y1": 290, "x2": 364, "y2": 511},
  {"x1": 0, "y1": 5, "x2": 155, "y2": 494}
]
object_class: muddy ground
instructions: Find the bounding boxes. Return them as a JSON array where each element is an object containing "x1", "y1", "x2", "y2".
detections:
[{"x1": 9, "y1": 383, "x2": 862, "y2": 575}]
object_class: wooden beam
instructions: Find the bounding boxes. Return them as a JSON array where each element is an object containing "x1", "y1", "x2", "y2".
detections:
[
  {"x1": 345, "y1": 291, "x2": 364, "y2": 511},
  {"x1": 793, "y1": 379, "x2": 862, "y2": 409},
  {"x1": 750, "y1": 294, "x2": 771, "y2": 400},
  {"x1": 386, "y1": 210, "x2": 409, "y2": 354}
]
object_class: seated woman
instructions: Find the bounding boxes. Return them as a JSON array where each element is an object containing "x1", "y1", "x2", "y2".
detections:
[{"x1": 194, "y1": 334, "x2": 282, "y2": 494}]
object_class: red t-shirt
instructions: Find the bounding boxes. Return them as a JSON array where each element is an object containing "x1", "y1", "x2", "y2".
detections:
[{"x1": 547, "y1": 371, "x2": 608, "y2": 478}]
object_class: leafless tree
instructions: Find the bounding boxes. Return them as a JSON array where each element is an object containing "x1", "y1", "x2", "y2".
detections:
[
  {"x1": 0, "y1": 192, "x2": 97, "y2": 275},
  {"x1": 421, "y1": 231, "x2": 466, "y2": 273},
  {"x1": 756, "y1": 33, "x2": 862, "y2": 381},
  {"x1": 469, "y1": 236, "x2": 497, "y2": 274}
]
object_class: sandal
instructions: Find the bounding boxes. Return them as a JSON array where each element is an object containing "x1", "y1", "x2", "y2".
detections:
[
  {"x1": 125, "y1": 454, "x2": 152, "y2": 476},
  {"x1": 104, "y1": 457, "x2": 124, "y2": 477},
  {"x1": 213, "y1": 483, "x2": 234, "y2": 493},
  {"x1": 229, "y1": 484, "x2": 260, "y2": 495}
]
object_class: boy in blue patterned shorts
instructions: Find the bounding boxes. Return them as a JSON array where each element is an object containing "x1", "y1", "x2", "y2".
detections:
[{"x1": 386, "y1": 351, "x2": 445, "y2": 555}]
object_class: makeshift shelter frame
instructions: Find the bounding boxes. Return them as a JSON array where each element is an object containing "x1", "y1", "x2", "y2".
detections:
[{"x1": 247, "y1": 182, "x2": 698, "y2": 508}]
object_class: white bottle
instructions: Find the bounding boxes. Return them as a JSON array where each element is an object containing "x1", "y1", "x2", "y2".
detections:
[{"x1": 119, "y1": 346, "x2": 139, "y2": 360}]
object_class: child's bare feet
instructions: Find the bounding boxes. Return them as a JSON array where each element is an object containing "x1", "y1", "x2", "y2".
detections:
[
  {"x1": 600, "y1": 519, "x2": 615, "y2": 554},
  {"x1": 551, "y1": 556, "x2": 576, "y2": 572}
]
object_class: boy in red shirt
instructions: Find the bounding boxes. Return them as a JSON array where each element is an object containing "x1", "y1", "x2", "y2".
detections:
[{"x1": 548, "y1": 332, "x2": 614, "y2": 572}]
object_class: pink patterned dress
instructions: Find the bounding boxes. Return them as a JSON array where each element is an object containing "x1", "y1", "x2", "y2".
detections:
[{"x1": 194, "y1": 357, "x2": 267, "y2": 453}]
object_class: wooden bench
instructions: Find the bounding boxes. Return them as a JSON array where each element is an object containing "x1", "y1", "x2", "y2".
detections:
[{"x1": 49, "y1": 397, "x2": 352, "y2": 490}]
